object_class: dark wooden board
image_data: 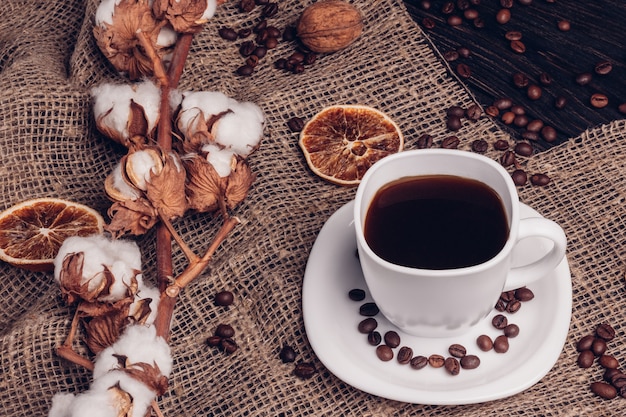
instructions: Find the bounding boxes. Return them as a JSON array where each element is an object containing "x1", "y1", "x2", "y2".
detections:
[{"x1": 402, "y1": 0, "x2": 626, "y2": 149}]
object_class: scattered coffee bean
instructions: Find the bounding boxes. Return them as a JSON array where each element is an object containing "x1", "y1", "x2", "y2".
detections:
[
  {"x1": 245, "y1": 55, "x2": 259, "y2": 68},
  {"x1": 530, "y1": 174, "x2": 550, "y2": 186},
  {"x1": 261, "y1": 2, "x2": 279, "y2": 17},
  {"x1": 279, "y1": 345, "x2": 297, "y2": 363},
  {"x1": 496, "y1": 8, "x2": 511, "y2": 24},
  {"x1": 429, "y1": 354, "x2": 445, "y2": 368},
  {"x1": 422, "y1": 17, "x2": 436, "y2": 30},
  {"x1": 397, "y1": 346, "x2": 414, "y2": 364},
  {"x1": 358, "y1": 318, "x2": 378, "y2": 334},
  {"x1": 506, "y1": 299, "x2": 522, "y2": 313},
  {"x1": 596, "y1": 323, "x2": 616, "y2": 341},
  {"x1": 447, "y1": 106, "x2": 466, "y2": 118},
  {"x1": 444, "y1": 50, "x2": 460, "y2": 62},
  {"x1": 456, "y1": 63, "x2": 472, "y2": 78},
  {"x1": 448, "y1": 344, "x2": 467, "y2": 358},
  {"x1": 448, "y1": 15, "x2": 463, "y2": 26},
  {"x1": 441, "y1": 135, "x2": 460, "y2": 149},
  {"x1": 526, "y1": 119, "x2": 544, "y2": 133},
  {"x1": 492, "y1": 314, "x2": 508, "y2": 329},
  {"x1": 513, "y1": 114, "x2": 529, "y2": 128},
  {"x1": 590, "y1": 93, "x2": 609, "y2": 109},
  {"x1": 384, "y1": 331, "x2": 401, "y2": 348},
  {"x1": 473, "y1": 17, "x2": 485, "y2": 28},
  {"x1": 485, "y1": 105, "x2": 500, "y2": 117},
  {"x1": 522, "y1": 130, "x2": 539, "y2": 141},
  {"x1": 214, "y1": 290, "x2": 234, "y2": 306},
  {"x1": 447, "y1": 115, "x2": 462, "y2": 131},
  {"x1": 416, "y1": 133, "x2": 434, "y2": 149},
  {"x1": 599, "y1": 355, "x2": 619, "y2": 369},
  {"x1": 527, "y1": 84, "x2": 542, "y2": 100},
  {"x1": 578, "y1": 350, "x2": 595, "y2": 368},
  {"x1": 464, "y1": 8, "x2": 479, "y2": 20},
  {"x1": 368, "y1": 331, "x2": 382, "y2": 346},
  {"x1": 441, "y1": 1, "x2": 455, "y2": 14},
  {"x1": 501, "y1": 111, "x2": 515, "y2": 125},
  {"x1": 348, "y1": 288, "x2": 366, "y2": 301},
  {"x1": 594, "y1": 60, "x2": 613, "y2": 75},
  {"x1": 538, "y1": 72, "x2": 553, "y2": 86},
  {"x1": 500, "y1": 150, "x2": 516, "y2": 167},
  {"x1": 577, "y1": 335, "x2": 595, "y2": 352},
  {"x1": 557, "y1": 19, "x2": 571, "y2": 31},
  {"x1": 494, "y1": 97, "x2": 513, "y2": 110},
  {"x1": 554, "y1": 96, "x2": 567, "y2": 110},
  {"x1": 293, "y1": 362, "x2": 316, "y2": 379},
  {"x1": 460, "y1": 354, "x2": 480, "y2": 369},
  {"x1": 215, "y1": 323, "x2": 235, "y2": 338},
  {"x1": 206, "y1": 335, "x2": 222, "y2": 347},
  {"x1": 513, "y1": 72, "x2": 529, "y2": 88},
  {"x1": 618, "y1": 103, "x2": 626, "y2": 115},
  {"x1": 500, "y1": 0, "x2": 513, "y2": 7},
  {"x1": 445, "y1": 357, "x2": 461, "y2": 375},
  {"x1": 359, "y1": 302, "x2": 379, "y2": 316},
  {"x1": 510, "y1": 40, "x2": 526, "y2": 54},
  {"x1": 501, "y1": 290, "x2": 516, "y2": 302},
  {"x1": 515, "y1": 287, "x2": 534, "y2": 301},
  {"x1": 591, "y1": 381, "x2": 617, "y2": 400},
  {"x1": 219, "y1": 27, "x2": 238, "y2": 41},
  {"x1": 239, "y1": 0, "x2": 255, "y2": 13},
  {"x1": 493, "y1": 335, "x2": 509, "y2": 353},
  {"x1": 575, "y1": 72, "x2": 593, "y2": 86},
  {"x1": 477, "y1": 334, "x2": 494, "y2": 352},
  {"x1": 514, "y1": 142, "x2": 533, "y2": 157},
  {"x1": 287, "y1": 116, "x2": 305, "y2": 132},
  {"x1": 494, "y1": 139, "x2": 510, "y2": 151},
  {"x1": 505, "y1": 30, "x2": 522, "y2": 41},
  {"x1": 604, "y1": 368, "x2": 622, "y2": 383},
  {"x1": 512, "y1": 169, "x2": 528, "y2": 185},
  {"x1": 457, "y1": 46, "x2": 471, "y2": 58},
  {"x1": 376, "y1": 345, "x2": 394, "y2": 361},
  {"x1": 540, "y1": 125, "x2": 558, "y2": 142},
  {"x1": 471, "y1": 139, "x2": 488, "y2": 153},
  {"x1": 236, "y1": 64, "x2": 254, "y2": 76},
  {"x1": 465, "y1": 104, "x2": 482, "y2": 120},
  {"x1": 410, "y1": 355, "x2": 429, "y2": 370},
  {"x1": 504, "y1": 324, "x2": 520, "y2": 338},
  {"x1": 220, "y1": 337, "x2": 239, "y2": 354}
]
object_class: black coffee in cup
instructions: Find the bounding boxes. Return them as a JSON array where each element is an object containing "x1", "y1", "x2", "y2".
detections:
[{"x1": 364, "y1": 175, "x2": 509, "y2": 269}]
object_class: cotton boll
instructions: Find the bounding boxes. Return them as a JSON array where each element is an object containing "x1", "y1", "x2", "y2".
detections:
[
  {"x1": 213, "y1": 101, "x2": 264, "y2": 156},
  {"x1": 131, "y1": 282, "x2": 160, "y2": 325},
  {"x1": 91, "y1": 371, "x2": 155, "y2": 417},
  {"x1": 94, "y1": 0, "x2": 119, "y2": 27},
  {"x1": 202, "y1": 144, "x2": 235, "y2": 177},
  {"x1": 48, "y1": 392, "x2": 75, "y2": 417},
  {"x1": 67, "y1": 388, "x2": 119, "y2": 417},
  {"x1": 178, "y1": 91, "x2": 237, "y2": 136},
  {"x1": 169, "y1": 88, "x2": 183, "y2": 112},
  {"x1": 111, "y1": 160, "x2": 142, "y2": 200},
  {"x1": 133, "y1": 80, "x2": 161, "y2": 133},
  {"x1": 157, "y1": 25, "x2": 178, "y2": 48},
  {"x1": 202, "y1": 0, "x2": 218, "y2": 19},
  {"x1": 126, "y1": 149, "x2": 162, "y2": 190}
]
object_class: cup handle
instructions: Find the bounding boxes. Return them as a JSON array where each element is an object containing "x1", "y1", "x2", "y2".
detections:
[{"x1": 503, "y1": 217, "x2": 567, "y2": 292}]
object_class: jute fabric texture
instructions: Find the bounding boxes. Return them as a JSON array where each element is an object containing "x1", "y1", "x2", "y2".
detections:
[{"x1": 1, "y1": 0, "x2": 625, "y2": 416}]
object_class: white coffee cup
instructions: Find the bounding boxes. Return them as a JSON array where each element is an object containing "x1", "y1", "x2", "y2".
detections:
[{"x1": 354, "y1": 149, "x2": 567, "y2": 338}]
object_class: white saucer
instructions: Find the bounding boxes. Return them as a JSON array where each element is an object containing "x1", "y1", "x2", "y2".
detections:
[{"x1": 302, "y1": 201, "x2": 572, "y2": 405}]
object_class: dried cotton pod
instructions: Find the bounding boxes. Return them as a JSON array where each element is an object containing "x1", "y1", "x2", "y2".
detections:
[
  {"x1": 152, "y1": 0, "x2": 220, "y2": 33},
  {"x1": 297, "y1": 0, "x2": 364, "y2": 53}
]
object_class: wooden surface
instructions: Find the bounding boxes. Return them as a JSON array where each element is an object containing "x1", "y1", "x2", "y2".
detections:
[{"x1": 403, "y1": 0, "x2": 626, "y2": 150}]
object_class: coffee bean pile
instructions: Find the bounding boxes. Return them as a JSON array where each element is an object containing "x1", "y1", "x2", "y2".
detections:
[
  {"x1": 576, "y1": 323, "x2": 625, "y2": 400},
  {"x1": 277, "y1": 344, "x2": 318, "y2": 379},
  {"x1": 349, "y1": 286, "x2": 535, "y2": 375},
  {"x1": 218, "y1": 0, "x2": 320, "y2": 76},
  {"x1": 206, "y1": 323, "x2": 239, "y2": 354},
  {"x1": 412, "y1": 0, "x2": 626, "y2": 147}
]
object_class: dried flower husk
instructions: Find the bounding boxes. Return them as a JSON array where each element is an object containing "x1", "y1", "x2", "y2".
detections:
[
  {"x1": 108, "y1": 383, "x2": 133, "y2": 416},
  {"x1": 94, "y1": 0, "x2": 170, "y2": 80},
  {"x1": 81, "y1": 300, "x2": 134, "y2": 354},
  {"x1": 119, "y1": 360, "x2": 169, "y2": 396},
  {"x1": 145, "y1": 152, "x2": 188, "y2": 219},
  {"x1": 96, "y1": 99, "x2": 153, "y2": 149},
  {"x1": 104, "y1": 163, "x2": 143, "y2": 203},
  {"x1": 177, "y1": 110, "x2": 229, "y2": 154},
  {"x1": 124, "y1": 147, "x2": 165, "y2": 191},
  {"x1": 106, "y1": 198, "x2": 159, "y2": 238},
  {"x1": 224, "y1": 155, "x2": 255, "y2": 210},
  {"x1": 153, "y1": 0, "x2": 212, "y2": 33}
]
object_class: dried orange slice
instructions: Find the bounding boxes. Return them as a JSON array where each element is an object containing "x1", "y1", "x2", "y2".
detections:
[
  {"x1": 0, "y1": 198, "x2": 104, "y2": 272},
  {"x1": 299, "y1": 104, "x2": 404, "y2": 186}
]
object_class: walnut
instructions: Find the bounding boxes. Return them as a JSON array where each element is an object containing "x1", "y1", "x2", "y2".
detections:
[{"x1": 296, "y1": 0, "x2": 364, "y2": 53}]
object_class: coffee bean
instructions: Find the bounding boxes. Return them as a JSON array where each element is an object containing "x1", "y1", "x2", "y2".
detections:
[
  {"x1": 457, "y1": 46, "x2": 471, "y2": 58},
  {"x1": 219, "y1": 27, "x2": 238, "y2": 41},
  {"x1": 447, "y1": 105, "x2": 466, "y2": 118},
  {"x1": 524, "y1": 119, "x2": 542, "y2": 133},
  {"x1": 500, "y1": 0, "x2": 513, "y2": 7},
  {"x1": 494, "y1": 139, "x2": 510, "y2": 151},
  {"x1": 493, "y1": 335, "x2": 509, "y2": 353},
  {"x1": 514, "y1": 142, "x2": 533, "y2": 157},
  {"x1": 557, "y1": 20, "x2": 571, "y2": 31},
  {"x1": 245, "y1": 55, "x2": 259, "y2": 68},
  {"x1": 410, "y1": 355, "x2": 429, "y2": 370},
  {"x1": 279, "y1": 345, "x2": 297, "y2": 363},
  {"x1": 590, "y1": 93, "x2": 609, "y2": 109},
  {"x1": 397, "y1": 346, "x2": 413, "y2": 364},
  {"x1": 515, "y1": 287, "x2": 535, "y2": 301},
  {"x1": 463, "y1": 8, "x2": 479, "y2": 20},
  {"x1": 416, "y1": 133, "x2": 433, "y2": 149},
  {"x1": 501, "y1": 111, "x2": 515, "y2": 125},
  {"x1": 510, "y1": 40, "x2": 526, "y2": 54},
  {"x1": 473, "y1": 17, "x2": 485, "y2": 28},
  {"x1": 348, "y1": 288, "x2": 366, "y2": 301},
  {"x1": 510, "y1": 105, "x2": 526, "y2": 115},
  {"x1": 591, "y1": 338, "x2": 608, "y2": 356},
  {"x1": 618, "y1": 103, "x2": 626, "y2": 115},
  {"x1": 447, "y1": 15, "x2": 463, "y2": 26},
  {"x1": 429, "y1": 354, "x2": 445, "y2": 368},
  {"x1": 506, "y1": 299, "x2": 522, "y2": 313},
  {"x1": 442, "y1": 1, "x2": 455, "y2": 14},
  {"x1": 384, "y1": 331, "x2": 401, "y2": 348},
  {"x1": 368, "y1": 331, "x2": 382, "y2": 346},
  {"x1": 492, "y1": 314, "x2": 508, "y2": 329},
  {"x1": 303, "y1": 53, "x2": 317, "y2": 65},
  {"x1": 266, "y1": 26, "x2": 281, "y2": 38},
  {"x1": 422, "y1": 17, "x2": 436, "y2": 30},
  {"x1": 595, "y1": 60, "x2": 613, "y2": 75},
  {"x1": 220, "y1": 337, "x2": 238, "y2": 354},
  {"x1": 253, "y1": 20, "x2": 267, "y2": 33},
  {"x1": 236, "y1": 64, "x2": 254, "y2": 76},
  {"x1": 376, "y1": 345, "x2": 394, "y2": 361},
  {"x1": 530, "y1": 174, "x2": 550, "y2": 186},
  {"x1": 575, "y1": 72, "x2": 593, "y2": 86},
  {"x1": 458, "y1": 354, "x2": 480, "y2": 371},
  {"x1": 444, "y1": 50, "x2": 460, "y2": 62},
  {"x1": 514, "y1": 114, "x2": 529, "y2": 128},
  {"x1": 540, "y1": 125, "x2": 557, "y2": 142},
  {"x1": 527, "y1": 84, "x2": 542, "y2": 100},
  {"x1": 457, "y1": 0, "x2": 470, "y2": 11},
  {"x1": 494, "y1": 97, "x2": 513, "y2": 110},
  {"x1": 265, "y1": 37, "x2": 279, "y2": 49},
  {"x1": 215, "y1": 323, "x2": 235, "y2": 338},
  {"x1": 596, "y1": 323, "x2": 616, "y2": 341},
  {"x1": 512, "y1": 170, "x2": 527, "y2": 185},
  {"x1": 505, "y1": 30, "x2": 522, "y2": 41},
  {"x1": 504, "y1": 324, "x2": 520, "y2": 338},
  {"x1": 447, "y1": 115, "x2": 462, "y2": 131},
  {"x1": 501, "y1": 290, "x2": 516, "y2": 302},
  {"x1": 513, "y1": 72, "x2": 529, "y2": 88},
  {"x1": 449, "y1": 344, "x2": 467, "y2": 358},
  {"x1": 287, "y1": 52, "x2": 305, "y2": 65},
  {"x1": 466, "y1": 104, "x2": 482, "y2": 120},
  {"x1": 441, "y1": 135, "x2": 460, "y2": 149},
  {"x1": 287, "y1": 116, "x2": 305, "y2": 133},
  {"x1": 539, "y1": 72, "x2": 553, "y2": 86},
  {"x1": 471, "y1": 139, "x2": 488, "y2": 153},
  {"x1": 238, "y1": 28, "x2": 252, "y2": 38},
  {"x1": 282, "y1": 25, "x2": 296, "y2": 41},
  {"x1": 495, "y1": 299, "x2": 507, "y2": 311},
  {"x1": 599, "y1": 355, "x2": 619, "y2": 369},
  {"x1": 445, "y1": 357, "x2": 461, "y2": 375},
  {"x1": 604, "y1": 368, "x2": 622, "y2": 383},
  {"x1": 485, "y1": 105, "x2": 500, "y2": 117},
  {"x1": 522, "y1": 130, "x2": 539, "y2": 141},
  {"x1": 206, "y1": 335, "x2": 222, "y2": 347},
  {"x1": 358, "y1": 318, "x2": 378, "y2": 334},
  {"x1": 477, "y1": 335, "x2": 493, "y2": 351},
  {"x1": 496, "y1": 8, "x2": 511, "y2": 24},
  {"x1": 261, "y1": 2, "x2": 278, "y2": 17},
  {"x1": 577, "y1": 350, "x2": 595, "y2": 368},
  {"x1": 577, "y1": 335, "x2": 595, "y2": 352},
  {"x1": 359, "y1": 302, "x2": 379, "y2": 316},
  {"x1": 611, "y1": 372, "x2": 626, "y2": 389},
  {"x1": 214, "y1": 290, "x2": 234, "y2": 306},
  {"x1": 239, "y1": 0, "x2": 256, "y2": 13},
  {"x1": 239, "y1": 41, "x2": 255, "y2": 57},
  {"x1": 456, "y1": 63, "x2": 471, "y2": 78},
  {"x1": 293, "y1": 362, "x2": 316, "y2": 379},
  {"x1": 554, "y1": 96, "x2": 567, "y2": 109},
  {"x1": 591, "y1": 382, "x2": 617, "y2": 400},
  {"x1": 500, "y1": 150, "x2": 516, "y2": 167}
]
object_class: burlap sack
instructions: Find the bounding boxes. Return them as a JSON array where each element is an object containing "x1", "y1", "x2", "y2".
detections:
[{"x1": 1, "y1": 1, "x2": 624, "y2": 416}]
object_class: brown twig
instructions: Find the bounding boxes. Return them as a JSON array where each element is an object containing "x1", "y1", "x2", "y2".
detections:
[
  {"x1": 158, "y1": 209, "x2": 200, "y2": 264},
  {"x1": 136, "y1": 30, "x2": 169, "y2": 88}
]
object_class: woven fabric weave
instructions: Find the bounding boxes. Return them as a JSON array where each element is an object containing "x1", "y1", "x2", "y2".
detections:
[{"x1": 1, "y1": 1, "x2": 625, "y2": 416}]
